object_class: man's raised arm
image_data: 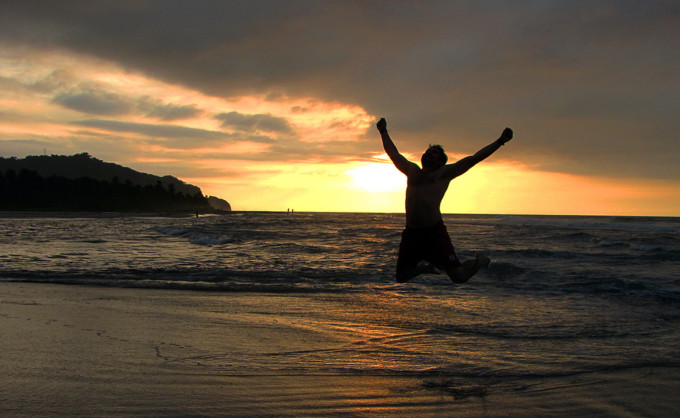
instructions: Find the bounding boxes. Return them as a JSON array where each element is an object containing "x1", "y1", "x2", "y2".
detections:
[
  {"x1": 377, "y1": 118, "x2": 417, "y2": 175},
  {"x1": 443, "y1": 127, "x2": 513, "y2": 180}
]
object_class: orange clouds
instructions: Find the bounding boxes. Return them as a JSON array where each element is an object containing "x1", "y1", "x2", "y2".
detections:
[{"x1": 1, "y1": 45, "x2": 679, "y2": 216}]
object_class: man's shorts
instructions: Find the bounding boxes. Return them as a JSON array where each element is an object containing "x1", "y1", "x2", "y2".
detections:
[{"x1": 396, "y1": 220, "x2": 462, "y2": 273}]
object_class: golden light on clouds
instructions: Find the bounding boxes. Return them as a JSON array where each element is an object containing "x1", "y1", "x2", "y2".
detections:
[
  {"x1": 0, "y1": 45, "x2": 372, "y2": 146},
  {"x1": 1, "y1": 44, "x2": 678, "y2": 216}
]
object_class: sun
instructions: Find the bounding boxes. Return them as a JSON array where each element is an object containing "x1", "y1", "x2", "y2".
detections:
[{"x1": 344, "y1": 161, "x2": 406, "y2": 193}]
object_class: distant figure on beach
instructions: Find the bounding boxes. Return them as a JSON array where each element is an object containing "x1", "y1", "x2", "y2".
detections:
[{"x1": 377, "y1": 117, "x2": 513, "y2": 284}]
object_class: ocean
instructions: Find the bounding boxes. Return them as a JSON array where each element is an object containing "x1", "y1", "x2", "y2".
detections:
[{"x1": 1, "y1": 212, "x2": 679, "y2": 380}]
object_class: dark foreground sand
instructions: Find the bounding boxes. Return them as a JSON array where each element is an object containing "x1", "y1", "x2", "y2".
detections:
[{"x1": 1, "y1": 282, "x2": 678, "y2": 417}]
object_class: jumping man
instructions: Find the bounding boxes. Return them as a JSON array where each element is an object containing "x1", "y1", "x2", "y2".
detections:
[{"x1": 377, "y1": 117, "x2": 513, "y2": 283}]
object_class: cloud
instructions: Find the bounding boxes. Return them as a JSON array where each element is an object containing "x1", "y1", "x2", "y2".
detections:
[
  {"x1": 0, "y1": 1, "x2": 679, "y2": 182},
  {"x1": 51, "y1": 87, "x2": 206, "y2": 120},
  {"x1": 145, "y1": 103, "x2": 202, "y2": 121},
  {"x1": 29, "y1": 70, "x2": 77, "y2": 93},
  {"x1": 137, "y1": 97, "x2": 203, "y2": 121},
  {"x1": 53, "y1": 90, "x2": 133, "y2": 115},
  {"x1": 216, "y1": 111, "x2": 295, "y2": 135},
  {"x1": 71, "y1": 119, "x2": 241, "y2": 142}
]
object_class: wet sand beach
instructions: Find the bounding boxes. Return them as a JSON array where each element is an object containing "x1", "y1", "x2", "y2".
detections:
[{"x1": 2, "y1": 282, "x2": 678, "y2": 417}]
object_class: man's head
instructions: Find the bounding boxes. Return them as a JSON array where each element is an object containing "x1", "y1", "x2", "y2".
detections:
[{"x1": 421, "y1": 144, "x2": 448, "y2": 169}]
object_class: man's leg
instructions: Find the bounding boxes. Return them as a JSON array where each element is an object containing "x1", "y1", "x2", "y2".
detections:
[
  {"x1": 396, "y1": 227, "x2": 430, "y2": 283},
  {"x1": 446, "y1": 253, "x2": 490, "y2": 284}
]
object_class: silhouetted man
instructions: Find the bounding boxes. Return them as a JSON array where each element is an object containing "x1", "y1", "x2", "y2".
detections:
[{"x1": 377, "y1": 117, "x2": 513, "y2": 283}]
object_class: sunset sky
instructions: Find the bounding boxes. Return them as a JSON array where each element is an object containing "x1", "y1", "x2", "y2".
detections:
[{"x1": 1, "y1": 1, "x2": 678, "y2": 216}]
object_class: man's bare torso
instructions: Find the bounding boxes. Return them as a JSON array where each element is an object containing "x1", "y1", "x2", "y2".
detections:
[{"x1": 405, "y1": 167, "x2": 451, "y2": 228}]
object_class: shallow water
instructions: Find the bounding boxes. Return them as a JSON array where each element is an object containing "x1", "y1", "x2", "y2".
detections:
[{"x1": 1, "y1": 212, "x2": 679, "y2": 378}]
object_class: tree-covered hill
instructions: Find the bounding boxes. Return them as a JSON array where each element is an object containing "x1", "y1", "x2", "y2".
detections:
[
  {"x1": 0, "y1": 153, "x2": 200, "y2": 196},
  {"x1": 0, "y1": 153, "x2": 230, "y2": 212}
]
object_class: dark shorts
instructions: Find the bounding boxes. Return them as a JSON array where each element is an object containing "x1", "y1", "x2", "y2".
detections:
[{"x1": 397, "y1": 220, "x2": 462, "y2": 272}]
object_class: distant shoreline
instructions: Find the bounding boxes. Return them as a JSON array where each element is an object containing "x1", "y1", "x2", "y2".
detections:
[{"x1": 1, "y1": 210, "x2": 678, "y2": 220}]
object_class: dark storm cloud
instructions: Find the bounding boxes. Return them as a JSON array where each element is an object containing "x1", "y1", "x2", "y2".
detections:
[
  {"x1": 2, "y1": 1, "x2": 677, "y2": 101},
  {"x1": 1, "y1": 1, "x2": 679, "y2": 179}
]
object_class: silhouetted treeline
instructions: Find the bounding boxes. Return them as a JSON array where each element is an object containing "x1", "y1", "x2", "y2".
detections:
[
  {"x1": 0, "y1": 153, "x2": 202, "y2": 196},
  {"x1": 0, "y1": 168, "x2": 210, "y2": 212}
]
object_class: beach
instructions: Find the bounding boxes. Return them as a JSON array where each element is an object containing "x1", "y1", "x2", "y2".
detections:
[
  {"x1": 2, "y1": 281, "x2": 678, "y2": 417},
  {"x1": 2, "y1": 212, "x2": 679, "y2": 416}
]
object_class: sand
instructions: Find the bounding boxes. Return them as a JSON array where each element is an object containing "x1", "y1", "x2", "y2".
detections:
[{"x1": 1, "y1": 282, "x2": 678, "y2": 417}]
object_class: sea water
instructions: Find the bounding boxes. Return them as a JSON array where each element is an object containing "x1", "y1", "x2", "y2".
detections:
[{"x1": 1, "y1": 212, "x2": 679, "y2": 378}]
